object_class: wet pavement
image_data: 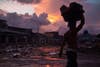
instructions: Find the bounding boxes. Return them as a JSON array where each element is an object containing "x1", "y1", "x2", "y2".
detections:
[{"x1": 0, "y1": 46, "x2": 100, "y2": 67}]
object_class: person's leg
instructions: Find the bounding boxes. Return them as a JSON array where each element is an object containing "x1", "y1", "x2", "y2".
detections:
[
  {"x1": 66, "y1": 49, "x2": 77, "y2": 67},
  {"x1": 59, "y1": 39, "x2": 66, "y2": 57}
]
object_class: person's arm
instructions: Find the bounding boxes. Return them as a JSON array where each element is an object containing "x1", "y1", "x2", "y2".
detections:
[{"x1": 76, "y1": 14, "x2": 85, "y2": 32}]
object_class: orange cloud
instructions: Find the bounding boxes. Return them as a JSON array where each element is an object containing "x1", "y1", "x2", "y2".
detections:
[
  {"x1": 33, "y1": 0, "x2": 50, "y2": 14},
  {"x1": 47, "y1": 14, "x2": 61, "y2": 24},
  {"x1": 33, "y1": 0, "x2": 82, "y2": 23},
  {"x1": 33, "y1": 0, "x2": 63, "y2": 23}
]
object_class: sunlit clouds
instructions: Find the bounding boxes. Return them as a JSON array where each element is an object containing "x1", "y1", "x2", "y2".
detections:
[
  {"x1": 0, "y1": 0, "x2": 35, "y2": 15},
  {"x1": 0, "y1": 0, "x2": 100, "y2": 34},
  {"x1": 33, "y1": 0, "x2": 63, "y2": 23},
  {"x1": 47, "y1": 14, "x2": 61, "y2": 24},
  {"x1": 0, "y1": 0, "x2": 84, "y2": 23}
]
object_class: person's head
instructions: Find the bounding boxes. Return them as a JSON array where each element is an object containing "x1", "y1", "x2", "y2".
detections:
[
  {"x1": 60, "y1": 5, "x2": 67, "y2": 11},
  {"x1": 69, "y1": 2, "x2": 85, "y2": 19},
  {"x1": 60, "y1": 2, "x2": 85, "y2": 29},
  {"x1": 60, "y1": 5, "x2": 68, "y2": 16},
  {"x1": 60, "y1": 2, "x2": 84, "y2": 22},
  {"x1": 70, "y1": 2, "x2": 82, "y2": 8}
]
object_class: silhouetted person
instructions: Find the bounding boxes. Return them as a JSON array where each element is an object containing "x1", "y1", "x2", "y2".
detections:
[{"x1": 59, "y1": 2, "x2": 85, "y2": 67}]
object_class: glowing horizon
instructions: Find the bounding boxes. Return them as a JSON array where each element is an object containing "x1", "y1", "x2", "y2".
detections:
[
  {"x1": 47, "y1": 14, "x2": 61, "y2": 24},
  {"x1": 0, "y1": 0, "x2": 64, "y2": 23}
]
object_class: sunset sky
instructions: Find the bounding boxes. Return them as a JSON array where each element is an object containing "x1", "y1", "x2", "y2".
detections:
[{"x1": 0, "y1": 0, "x2": 100, "y2": 34}]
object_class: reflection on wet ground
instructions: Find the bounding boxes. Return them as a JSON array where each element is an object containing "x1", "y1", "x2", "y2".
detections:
[
  {"x1": 0, "y1": 56, "x2": 66, "y2": 67},
  {"x1": 0, "y1": 46, "x2": 100, "y2": 67}
]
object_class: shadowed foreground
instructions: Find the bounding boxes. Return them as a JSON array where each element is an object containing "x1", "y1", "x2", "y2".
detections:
[{"x1": 0, "y1": 46, "x2": 100, "y2": 67}]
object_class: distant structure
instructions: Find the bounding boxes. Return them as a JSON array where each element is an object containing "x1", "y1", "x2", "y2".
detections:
[
  {"x1": 0, "y1": 19, "x2": 63, "y2": 48},
  {"x1": 0, "y1": 19, "x2": 33, "y2": 48},
  {"x1": 78, "y1": 30, "x2": 98, "y2": 48},
  {"x1": 45, "y1": 32, "x2": 63, "y2": 45},
  {"x1": 0, "y1": 19, "x2": 7, "y2": 28}
]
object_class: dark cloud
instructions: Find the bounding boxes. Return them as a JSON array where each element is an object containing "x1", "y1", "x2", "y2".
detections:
[
  {"x1": 16, "y1": 0, "x2": 41, "y2": 4},
  {"x1": 86, "y1": 0, "x2": 100, "y2": 4},
  {"x1": 38, "y1": 13, "x2": 49, "y2": 25},
  {"x1": 84, "y1": 3, "x2": 100, "y2": 24},
  {"x1": 80, "y1": 1, "x2": 100, "y2": 34},
  {"x1": 0, "y1": 12, "x2": 50, "y2": 32}
]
